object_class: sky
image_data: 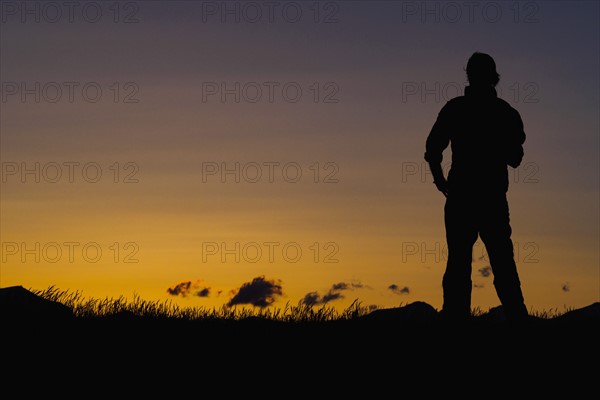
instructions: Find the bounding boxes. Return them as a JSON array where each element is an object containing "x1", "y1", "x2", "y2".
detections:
[{"x1": 1, "y1": 0, "x2": 598, "y2": 314}]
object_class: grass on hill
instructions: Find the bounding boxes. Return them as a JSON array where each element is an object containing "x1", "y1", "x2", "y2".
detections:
[
  {"x1": 32, "y1": 285, "x2": 369, "y2": 322},
  {"x1": 31, "y1": 285, "x2": 571, "y2": 322}
]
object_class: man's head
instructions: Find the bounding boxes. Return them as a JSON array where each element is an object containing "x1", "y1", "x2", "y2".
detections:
[{"x1": 465, "y1": 52, "x2": 500, "y2": 87}]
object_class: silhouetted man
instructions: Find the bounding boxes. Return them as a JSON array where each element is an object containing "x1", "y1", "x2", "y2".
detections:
[{"x1": 425, "y1": 52, "x2": 529, "y2": 322}]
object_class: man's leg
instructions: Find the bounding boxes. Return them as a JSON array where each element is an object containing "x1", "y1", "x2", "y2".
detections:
[
  {"x1": 442, "y1": 196, "x2": 479, "y2": 320},
  {"x1": 479, "y1": 195, "x2": 528, "y2": 321}
]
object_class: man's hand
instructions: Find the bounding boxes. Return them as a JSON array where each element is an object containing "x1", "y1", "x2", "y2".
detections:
[
  {"x1": 434, "y1": 178, "x2": 448, "y2": 198},
  {"x1": 428, "y1": 162, "x2": 448, "y2": 198}
]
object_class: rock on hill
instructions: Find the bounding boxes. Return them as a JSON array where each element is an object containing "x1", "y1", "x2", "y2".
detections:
[{"x1": 0, "y1": 285, "x2": 73, "y2": 321}]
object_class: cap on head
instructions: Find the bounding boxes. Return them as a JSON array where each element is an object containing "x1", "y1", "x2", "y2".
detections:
[{"x1": 466, "y1": 52, "x2": 500, "y2": 87}]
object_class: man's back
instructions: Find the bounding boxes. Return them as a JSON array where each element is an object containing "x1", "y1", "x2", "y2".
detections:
[{"x1": 425, "y1": 81, "x2": 526, "y2": 195}]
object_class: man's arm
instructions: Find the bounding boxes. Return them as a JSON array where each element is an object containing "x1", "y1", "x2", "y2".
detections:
[
  {"x1": 429, "y1": 163, "x2": 448, "y2": 197},
  {"x1": 506, "y1": 108, "x2": 526, "y2": 168},
  {"x1": 424, "y1": 105, "x2": 451, "y2": 197}
]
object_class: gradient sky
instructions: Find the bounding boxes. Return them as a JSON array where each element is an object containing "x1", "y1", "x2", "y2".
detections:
[{"x1": 1, "y1": 0, "x2": 598, "y2": 313}]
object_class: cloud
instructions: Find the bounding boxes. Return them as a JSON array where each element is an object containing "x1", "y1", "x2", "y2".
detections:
[
  {"x1": 227, "y1": 276, "x2": 283, "y2": 307},
  {"x1": 561, "y1": 282, "x2": 570, "y2": 292},
  {"x1": 167, "y1": 280, "x2": 211, "y2": 298},
  {"x1": 301, "y1": 292, "x2": 321, "y2": 306},
  {"x1": 321, "y1": 290, "x2": 344, "y2": 303},
  {"x1": 331, "y1": 282, "x2": 349, "y2": 291},
  {"x1": 388, "y1": 284, "x2": 410, "y2": 295},
  {"x1": 331, "y1": 281, "x2": 364, "y2": 291},
  {"x1": 301, "y1": 281, "x2": 365, "y2": 305},
  {"x1": 478, "y1": 266, "x2": 492, "y2": 278}
]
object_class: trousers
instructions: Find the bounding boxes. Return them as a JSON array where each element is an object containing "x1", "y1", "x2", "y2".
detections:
[{"x1": 442, "y1": 192, "x2": 528, "y2": 320}]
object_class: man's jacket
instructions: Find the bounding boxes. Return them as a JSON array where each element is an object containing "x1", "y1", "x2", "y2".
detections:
[{"x1": 424, "y1": 85, "x2": 526, "y2": 194}]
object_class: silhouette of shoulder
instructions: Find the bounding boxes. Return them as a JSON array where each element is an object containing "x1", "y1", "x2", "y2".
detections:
[
  {"x1": 440, "y1": 94, "x2": 517, "y2": 109},
  {"x1": 494, "y1": 97, "x2": 522, "y2": 117},
  {"x1": 436, "y1": 94, "x2": 523, "y2": 124}
]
